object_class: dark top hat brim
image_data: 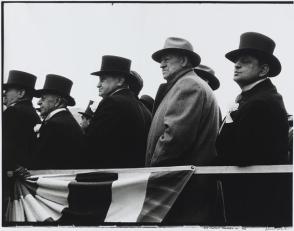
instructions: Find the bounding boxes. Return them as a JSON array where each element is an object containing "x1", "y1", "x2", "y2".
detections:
[
  {"x1": 3, "y1": 83, "x2": 36, "y2": 94},
  {"x1": 152, "y1": 48, "x2": 201, "y2": 67},
  {"x1": 91, "y1": 70, "x2": 132, "y2": 78},
  {"x1": 34, "y1": 89, "x2": 76, "y2": 106},
  {"x1": 194, "y1": 69, "x2": 220, "y2": 90},
  {"x1": 225, "y1": 48, "x2": 281, "y2": 77}
]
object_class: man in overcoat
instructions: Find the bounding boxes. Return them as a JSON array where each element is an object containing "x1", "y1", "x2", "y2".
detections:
[
  {"x1": 216, "y1": 32, "x2": 291, "y2": 226},
  {"x1": 146, "y1": 37, "x2": 220, "y2": 167},
  {"x1": 146, "y1": 37, "x2": 220, "y2": 224},
  {"x1": 32, "y1": 74, "x2": 85, "y2": 170},
  {"x1": 85, "y1": 55, "x2": 151, "y2": 168}
]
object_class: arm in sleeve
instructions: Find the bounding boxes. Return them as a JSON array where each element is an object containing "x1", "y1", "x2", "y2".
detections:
[{"x1": 151, "y1": 78, "x2": 205, "y2": 166}]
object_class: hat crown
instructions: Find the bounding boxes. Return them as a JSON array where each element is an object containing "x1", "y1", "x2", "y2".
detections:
[
  {"x1": 239, "y1": 32, "x2": 276, "y2": 55},
  {"x1": 42, "y1": 74, "x2": 73, "y2": 96},
  {"x1": 163, "y1": 37, "x2": 194, "y2": 52},
  {"x1": 195, "y1": 64, "x2": 215, "y2": 76},
  {"x1": 5, "y1": 70, "x2": 37, "y2": 90},
  {"x1": 99, "y1": 55, "x2": 131, "y2": 75}
]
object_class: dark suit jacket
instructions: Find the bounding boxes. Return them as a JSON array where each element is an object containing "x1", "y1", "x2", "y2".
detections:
[
  {"x1": 85, "y1": 89, "x2": 151, "y2": 168},
  {"x1": 2, "y1": 100, "x2": 40, "y2": 171},
  {"x1": 32, "y1": 109, "x2": 85, "y2": 170},
  {"x1": 216, "y1": 79, "x2": 291, "y2": 226}
]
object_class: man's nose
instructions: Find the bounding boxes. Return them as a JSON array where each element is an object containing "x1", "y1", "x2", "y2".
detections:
[
  {"x1": 97, "y1": 82, "x2": 101, "y2": 88},
  {"x1": 37, "y1": 99, "x2": 42, "y2": 105},
  {"x1": 160, "y1": 61, "x2": 166, "y2": 69},
  {"x1": 235, "y1": 61, "x2": 241, "y2": 69}
]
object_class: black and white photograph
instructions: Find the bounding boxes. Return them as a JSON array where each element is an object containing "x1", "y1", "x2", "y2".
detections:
[{"x1": 1, "y1": 0, "x2": 293, "y2": 229}]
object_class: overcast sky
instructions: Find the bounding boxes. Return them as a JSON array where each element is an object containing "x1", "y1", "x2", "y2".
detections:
[{"x1": 3, "y1": 2, "x2": 294, "y2": 115}]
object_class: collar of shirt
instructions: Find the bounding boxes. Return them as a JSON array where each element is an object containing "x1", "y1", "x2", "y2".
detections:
[
  {"x1": 241, "y1": 78, "x2": 268, "y2": 93},
  {"x1": 44, "y1": 108, "x2": 67, "y2": 121}
]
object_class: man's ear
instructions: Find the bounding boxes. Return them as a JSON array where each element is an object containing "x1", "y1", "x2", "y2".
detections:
[
  {"x1": 18, "y1": 89, "x2": 26, "y2": 99},
  {"x1": 180, "y1": 56, "x2": 189, "y2": 67},
  {"x1": 259, "y1": 64, "x2": 270, "y2": 78},
  {"x1": 117, "y1": 76, "x2": 126, "y2": 86}
]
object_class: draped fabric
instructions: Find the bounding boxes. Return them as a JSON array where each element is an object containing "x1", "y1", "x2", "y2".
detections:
[{"x1": 5, "y1": 166, "x2": 194, "y2": 225}]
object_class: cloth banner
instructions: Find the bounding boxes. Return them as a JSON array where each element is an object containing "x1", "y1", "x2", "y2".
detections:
[{"x1": 5, "y1": 166, "x2": 195, "y2": 224}]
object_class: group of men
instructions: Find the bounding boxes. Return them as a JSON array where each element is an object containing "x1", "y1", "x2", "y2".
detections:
[{"x1": 2, "y1": 32, "x2": 292, "y2": 226}]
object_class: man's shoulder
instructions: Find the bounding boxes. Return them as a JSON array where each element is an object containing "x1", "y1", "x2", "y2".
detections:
[{"x1": 4, "y1": 101, "x2": 39, "y2": 119}]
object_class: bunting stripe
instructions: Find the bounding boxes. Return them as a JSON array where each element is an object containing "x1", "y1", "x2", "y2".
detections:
[{"x1": 5, "y1": 166, "x2": 194, "y2": 224}]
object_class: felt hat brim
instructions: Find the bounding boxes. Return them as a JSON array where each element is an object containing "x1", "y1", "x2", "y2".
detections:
[
  {"x1": 194, "y1": 69, "x2": 220, "y2": 90},
  {"x1": 152, "y1": 48, "x2": 201, "y2": 67}
]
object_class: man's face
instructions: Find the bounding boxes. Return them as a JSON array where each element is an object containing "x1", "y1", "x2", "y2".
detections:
[
  {"x1": 160, "y1": 54, "x2": 183, "y2": 81},
  {"x1": 3, "y1": 87, "x2": 23, "y2": 107},
  {"x1": 233, "y1": 54, "x2": 265, "y2": 87},
  {"x1": 97, "y1": 75, "x2": 122, "y2": 98},
  {"x1": 37, "y1": 94, "x2": 59, "y2": 117}
]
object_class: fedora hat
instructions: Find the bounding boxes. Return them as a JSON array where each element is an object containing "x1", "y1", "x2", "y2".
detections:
[
  {"x1": 3, "y1": 70, "x2": 37, "y2": 93},
  {"x1": 225, "y1": 32, "x2": 281, "y2": 77},
  {"x1": 78, "y1": 100, "x2": 94, "y2": 118},
  {"x1": 35, "y1": 74, "x2": 76, "y2": 106},
  {"x1": 194, "y1": 64, "x2": 220, "y2": 90},
  {"x1": 91, "y1": 55, "x2": 132, "y2": 78},
  {"x1": 152, "y1": 37, "x2": 201, "y2": 67},
  {"x1": 129, "y1": 70, "x2": 143, "y2": 96}
]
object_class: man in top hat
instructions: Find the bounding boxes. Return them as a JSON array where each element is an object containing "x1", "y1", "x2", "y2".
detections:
[
  {"x1": 216, "y1": 32, "x2": 291, "y2": 226},
  {"x1": 31, "y1": 74, "x2": 85, "y2": 170},
  {"x1": 78, "y1": 100, "x2": 94, "y2": 132},
  {"x1": 146, "y1": 37, "x2": 220, "y2": 224},
  {"x1": 2, "y1": 70, "x2": 41, "y2": 172},
  {"x1": 2, "y1": 70, "x2": 41, "y2": 219},
  {"x1": 86, "y1": 55, "x2": 151, "y2": 168}
]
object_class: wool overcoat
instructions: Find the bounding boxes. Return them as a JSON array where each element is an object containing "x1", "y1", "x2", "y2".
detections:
[
  {"x1": 146, "y1": 69, "x2": 220, "y2": 167},
  {"x1": 2, "y1": 100, "x2": 40, "y2": 171},
  {"x1": 144, "y1": 69, "x2": 221, "y2": 224},
  {"x1": 31, "y1": 109, "x2": 85, "y2": 170},
  {"x1": 216, "y1": 79, "x2": 291, "y2": 226},
  {"x1": 85, "y1": 89, "x2": 151, "y2": 168}
]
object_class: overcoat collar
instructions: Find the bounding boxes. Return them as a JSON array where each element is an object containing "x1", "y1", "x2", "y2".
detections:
[
  {"x1": 235, "y1": 78, "x2": 276, "y2": 104},
  {"x1": 152, "y1": 68, "x2": 193, "y2": 115}
]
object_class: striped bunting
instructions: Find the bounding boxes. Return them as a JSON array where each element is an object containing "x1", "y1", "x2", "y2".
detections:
[{"x1": 5, "y1": 166, "x2": 194, "y2": 224}]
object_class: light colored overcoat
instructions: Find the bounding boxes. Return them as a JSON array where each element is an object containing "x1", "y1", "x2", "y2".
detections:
[{"x1": 146, "y1": 69, "x2": 220, "y2": 166}]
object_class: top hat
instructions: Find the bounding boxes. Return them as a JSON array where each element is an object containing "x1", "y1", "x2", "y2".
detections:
[
  {"x1": 129, "y1": 70, "x2": 143, "y2": 96},
  {"x1": 3, "y1": 70, "x2": 37, "y2": 93},
  {"x1": 194, "y1": 64, "x2": 220, "y2": 90},
  {"x1": 152, "y1": 37, "x2": 201, "y2": 67},
  {"x1": 35, "y1": 74, "x2": 76, "y2": 106},
  {"x1": 225, "y1": 32, "x2": 281, "y2": 77},
  {"x1": 91, "y1": 55, "x2": 132, "y2": 78},
  {"x1": 78, "y1": 100, "x2": 94, "y2": 118}
]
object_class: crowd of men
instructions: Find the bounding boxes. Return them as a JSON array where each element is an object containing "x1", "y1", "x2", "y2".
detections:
[{"x1": 2, "y1": 32, "x2": 292, "y2": 226}]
